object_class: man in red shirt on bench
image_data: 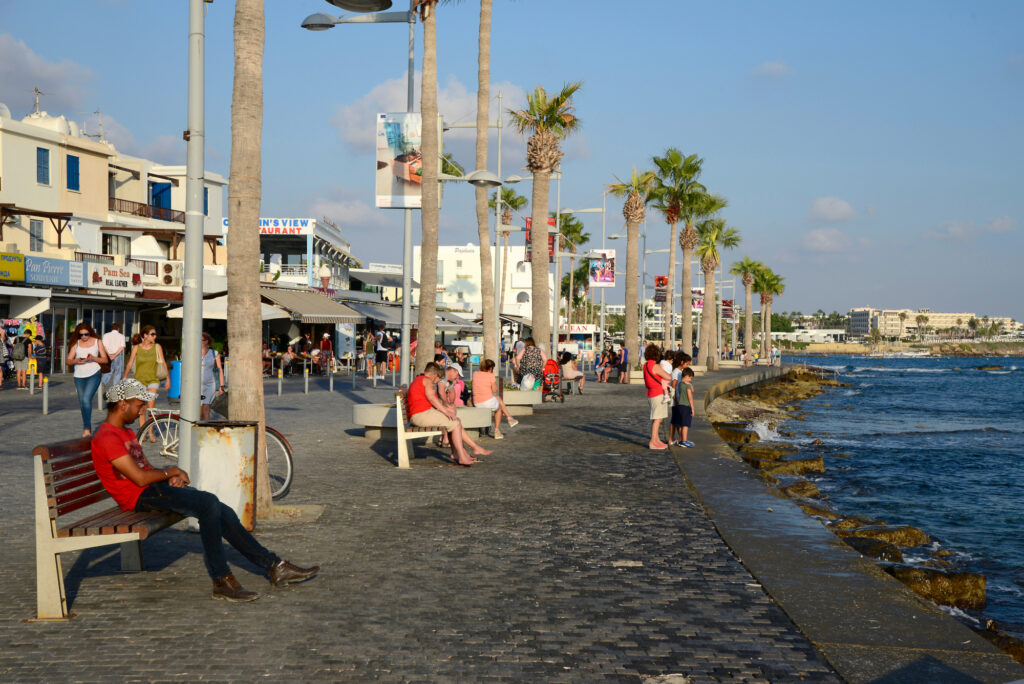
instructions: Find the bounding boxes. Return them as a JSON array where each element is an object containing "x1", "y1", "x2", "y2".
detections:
[
  {"x1": 408, "y1": 362, "x2": 491, "y2": 466},
  {"x1": 91, "y1": 379, "x2": 319, "y2": 602}
]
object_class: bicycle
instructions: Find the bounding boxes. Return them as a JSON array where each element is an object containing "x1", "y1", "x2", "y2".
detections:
[{"x1": 136, "y1": 408, "x2": 294, "y2": 500}]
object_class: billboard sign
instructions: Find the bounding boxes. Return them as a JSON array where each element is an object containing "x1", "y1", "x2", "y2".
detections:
[
  {"x1": 524, "y1": 216, "x2": 557, "y2": 263},
  {"x1": 654, "y1": 275, "x2": 668, "y2": 303},
  {"x1": 0, "y1": 252, "x2": 25, "y2": 281},
  {"x1": 691, "y1": 287, "x2": 705, "y2": 313},
  {"x1": 588, "y1": 249, "x2": 615, "y2": 288},
  {"x1": 25, "y1": 256, "x2": 86, "y2": 287},
  {"x1": 375, "y1": 112, "x2": 423, "y2": 209},
  {"x1": 87, "y1": 262, "x2": 143, "y2": 293}
]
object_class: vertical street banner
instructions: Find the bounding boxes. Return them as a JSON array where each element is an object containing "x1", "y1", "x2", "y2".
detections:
[
  {"x1": 588, "y1": 249, "x2": 615, "y2": 288},
  {"x1": 375, "y1": 112, "x2": 423, "y2": 208},
  {"x1": 654, "y1": 275, "x2": 668, "y2": 302},
  {"x1": 691, "y1": 287, "x2": 705, "y2": 312},
  {"x1": 523, "y1": 216, "x2": 557, "y2": 263}
]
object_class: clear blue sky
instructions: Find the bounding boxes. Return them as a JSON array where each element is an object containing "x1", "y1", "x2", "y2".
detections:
[{"x1": 2, "y1": 0, "x2": 1022, "y2": 319}]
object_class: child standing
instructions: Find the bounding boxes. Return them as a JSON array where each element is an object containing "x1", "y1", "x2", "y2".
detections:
[
  {"x1": 670, "y1": 353, "x2": 691, "y2": 445},
  {"x1": 674, "y1": 367, "x2": 696, "y2": 447}
]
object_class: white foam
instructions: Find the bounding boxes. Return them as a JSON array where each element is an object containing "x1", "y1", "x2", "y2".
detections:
[
  {"x1": 749, "y1": 419, "x2": 783, "y2": 442},
  {"x1": 938, "y1": 605, "x2": 981, "y2": 625}
]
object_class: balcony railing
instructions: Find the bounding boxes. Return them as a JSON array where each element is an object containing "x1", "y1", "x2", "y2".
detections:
[
  {"x1": 74, "y1": 251, "x2": 116, "y2": 264},
  {"x1": 109, "y1": 197, "x2": 185, "y2": 224},
  {"x1": 128, "y1": 258, "x2": 159, "y2": 276}
]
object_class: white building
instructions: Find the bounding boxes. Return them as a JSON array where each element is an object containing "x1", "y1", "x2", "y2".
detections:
[{"x1": 412, "y1": 243, "x2": 553, "y2": 320}]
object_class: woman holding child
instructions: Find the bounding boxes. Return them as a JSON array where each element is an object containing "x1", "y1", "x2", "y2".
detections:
[{"x1": 642, "y1": 344, "x2": 672, "y2": 450}]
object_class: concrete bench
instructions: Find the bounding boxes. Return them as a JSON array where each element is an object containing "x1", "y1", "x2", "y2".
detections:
[
  {"x1": 394, "y1": 390, "x2": 444, "y2": 469},
  {"x1": 33, "y1": 438, "x2": 182, "y2": 619},
  {"x1": 499, "y1": 388, "x2": 543, "y2": 416}
]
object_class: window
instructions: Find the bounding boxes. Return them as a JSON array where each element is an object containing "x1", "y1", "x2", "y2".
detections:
[
  {"x1": 436, "y1": 262, "x2": 444, "y2": 282},
  {"x1": 457, "y1": 292, "x2": 464, "y2": 300},
  {"x1": 516, "y1": 261, "x2": 527, "y2": 273},
  {"x1": 102, "y1": 234, "x2": 131, "y2": 257},
  {"x1": 456, "y1": 260, "x2": 462, "y2": 268},
  {"x1": 149, "y1": 181, "x2": 172, "y2": 208},
  {"x1": 29, "y1": 219, "x2": 44, "y2": 252},
  {"x1": 66, "y1": 155, "x2": 80, "y2": 191},
  {"x1": 517, "y1": 292, "x2": 530, "y2": 303},
  {"x1": 203, "y1": 187, "x2": 209, "y2": 216},
  {"x1": 36, "y1": 147, "x2": 50, "y2": 184}
]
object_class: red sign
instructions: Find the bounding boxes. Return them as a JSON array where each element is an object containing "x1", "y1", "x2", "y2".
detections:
[
  {"x1": 524, "y1": 216, "x2": 557, "y2": 263},
  {"x1": 654, "y1": 275, "x2": 668, "y2": 303}
]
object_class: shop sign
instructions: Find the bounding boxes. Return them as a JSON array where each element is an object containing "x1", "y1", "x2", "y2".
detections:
[
  {"x1": 24, "y1": 256, "x2": 85, "y2": 287},
  {"x1": 87, "y1": 262, "x2": 143, "y2": 293},
  {"x1": 0, "y1": 252, "x2": 25, "y2": 281},
  {"x1": 221, "y1": 217, "x2": 317, "y2": 236},
  {"x1": 560, "y1": 324, "x2": 596, "y2": 334}
]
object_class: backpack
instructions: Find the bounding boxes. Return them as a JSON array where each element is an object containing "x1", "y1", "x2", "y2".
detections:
[{"x1": 12, "y1": 338, "x2": 28, "y2": 361}]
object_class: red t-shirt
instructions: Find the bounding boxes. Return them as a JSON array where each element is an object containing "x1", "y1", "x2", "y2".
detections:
[
  {"x1": 407, "y1": 375, "x2": 432, "y2": 416},
  {"x1": 91, "y1": 422, "x2": 154, "y2": 511},
  {"x1": 643, "y1": 360, "x2": 663, "y2": 398}
]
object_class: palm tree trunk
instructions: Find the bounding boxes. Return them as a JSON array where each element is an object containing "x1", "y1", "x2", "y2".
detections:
[
  {"x1": 698, "y1": 265, "x2": 717, "y2": 369},
  {"x1": 681, "y1": 239, "x2": 693, "y2": 355},
  {"x1": 228, "y1": 0, "x2": 272, "y2": 517},
  {"x1": 474, "y1": 0, "x2": 496, "y2": 361},
  {"x1": 528, "y1": 169, "x2": 552, "y2": 351},
  {"x1": 624, "y1": 219, "x2": 639, "y2": 367},
  {"x1": 415, "y1": 4, "x2": 439, "y2": 373},
  {"x1": 665, "y1": 221, "x2": 677, "y2": 347},
  {"x1": 743, "y1": 281, "x2": 753, "y2": 365},
  {"x1": 568, "y1": 256, "x2": 575, "y2": 325},
  {"x1": 763, "y1": 299, "x2": 772, "y2": 358}
]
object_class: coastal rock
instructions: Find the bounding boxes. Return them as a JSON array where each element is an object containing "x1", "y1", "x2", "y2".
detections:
[
  {"x1": 810, "y1": 439, "x2": 825, "y2": 445},
  {"x1": 764, "y1": 456, "x2": 826, "y2": 476},
  {"x1": 835, "y1": 524, "x2": 931, "y2": 548},
  {"x1": 832, "y1": 453, "x2": 854, "y2": 459},
  {"x1": 778, "y1": 479, "x2": 822, "y2": 499},
  {"x1": 712, "y1": 422, "x2": 760, "y2": 444},
  {"x1": 828, "y1": 514, "x2": 887, "y2": 531},
  {"x1": 791, "y1": 497, "x2": 840, "y2": 519},
  {"x1": 735, "y1": 443, "x2": 798, "y2": 461},
  {"x1": 882, "y1": 563, "x2": 986, "y2": 609},
  {"x1": 978, "y1": 624, "x2": 1024, "y2": 665},
  {"x1": 842, "y1": 537, "x2": 903, "y2": 563},
  {"x1": 977, "y1": 365, "x2": 1002, "y2": 370}
]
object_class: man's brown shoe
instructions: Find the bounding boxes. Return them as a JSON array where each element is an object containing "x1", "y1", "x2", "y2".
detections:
[
  {"x1": 269, "y1": 560, "x2": 320, "y2": 586},
  {"x1": 211, "y1": 574, "x2": 259, "y2": 602}
]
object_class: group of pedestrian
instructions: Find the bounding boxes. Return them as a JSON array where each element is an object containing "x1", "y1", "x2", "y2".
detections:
[
  {"x1": 595, "y1": 346, "x2": 630, "y2": 384},
  {"x1": 1, "y1": 327, "x2": 48, "y2": 391},
  {"x1": 642, "y1": 344, "x2": 695, "y2": 451}
]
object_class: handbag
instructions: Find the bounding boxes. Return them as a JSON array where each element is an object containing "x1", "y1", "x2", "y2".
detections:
[
  {"x1": 99, "y1": 359, "x2": 111, "y2": 374},
  {"x1": 156, "y1": 359, "x2": 168, "y2": 380}
]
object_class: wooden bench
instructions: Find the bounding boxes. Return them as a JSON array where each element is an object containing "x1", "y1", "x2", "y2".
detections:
[
  {"x1": 394, "y1": 388, "x2": 444, "y2": 469},
  {"x1": 33, "y1": 438, "x2": 182, "y2": 619}
]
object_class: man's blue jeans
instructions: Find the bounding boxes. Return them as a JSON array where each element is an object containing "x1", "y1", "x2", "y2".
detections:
[
  {"x1": 135, "y1": 482, "x2": 280, "y2": 580},
  {"x1": 74, "y1": 372, "x2": 103, "y2": 431},
  {"x1": 101, "y1": 353, "x2": 124, "y2": 387}
]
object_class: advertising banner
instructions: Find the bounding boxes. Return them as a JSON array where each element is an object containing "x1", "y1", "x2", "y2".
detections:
[
  {"x1": 588, "y1": 249, "x2": 615, "y2": 288},
  {"x1": 0, "y1": 252, "x2": 25, "y2": 281},
  {"x1": 87, "y1": 262, "x2": 143, "y2": 293},
  {"x1": 722, "y1": 299, "x2": 735, "y2": 320},
  {"x1": 691, "y1": 287, "x2": 705, "y2": 313},
  {"x1": 524, "y1": 216, "x2": 557, "y2": 263},
  {"x1": 375, "y1": 112, "x2": 423, "y2": 209},
  {"x1": 25, "y1": 256, "x2": 85, "y2": 287},
  {"x1": 654, "y1": 275, "x2": 668, "y2": 303}
]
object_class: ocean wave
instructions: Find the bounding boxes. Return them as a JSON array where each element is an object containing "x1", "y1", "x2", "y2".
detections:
[
  {"x1": 749, "y1": 419, "x2": 784, "y2": 442},
  {"x1": 858, "y1": 427, "x2": 1020, "y2": 438},
  {"x1": 938, "y1": 605, "x2": 982, "y2": 626},
  {"x1": 850, "y1": 366, "x2": 951, "y2": 374},
  {"x1": 842, "y1": 389, "x2": 861, "y2": 396},
  {"x1": 986, "y1": 370, "x2": 1013, "y2": 375}
]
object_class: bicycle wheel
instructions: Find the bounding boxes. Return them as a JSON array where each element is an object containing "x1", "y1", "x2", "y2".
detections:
[
  {"x1": 264, "y1": 427, "x2": 294, "y2": 500},
  {"x1": 136, "y1": 414, "x2": 182, "y2": 468}
]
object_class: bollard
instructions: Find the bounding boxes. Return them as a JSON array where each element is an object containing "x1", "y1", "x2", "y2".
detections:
[
  {"x1": 29, "y1": 370, "x2": 36, "y2": 395},
  {"x1": 277, "y1": 368, "x2": 283, "y2": 396},
  {"x1": 304, "y1": 368, "x2": 309, "y2": 394},
  {"x1": 392, "y1": 363, "x2": 396, "y2": 387},
  {"x1": 42, "y1": 377, "x2": 49, "y2": 415},
  {"x1": 97, "y1": 383, "x2": 104, "y2": 409},
  {"x1": 352, "y1": 361, "x2": 357, "y2": 389},
  {"x1": 329, "y1": 367, "x2": 334, "y2": 392}
]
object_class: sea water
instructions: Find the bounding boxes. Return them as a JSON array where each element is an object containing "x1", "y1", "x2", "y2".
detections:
[{"x1": 785, "y1": 354, "x2": 1024, "y2": 635}]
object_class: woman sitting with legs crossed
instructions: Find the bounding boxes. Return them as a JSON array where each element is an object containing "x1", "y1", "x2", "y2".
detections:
[{"x1": 472, "y1": 359, "x2": 519, "y2": 439}]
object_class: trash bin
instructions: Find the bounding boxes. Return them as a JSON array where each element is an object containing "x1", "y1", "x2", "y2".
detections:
[
  {"x1": 168, "y1": 360, "x2": 182, "y2": 400},
  {"x1": 191, "y1": 421, "x2": 257, "y2": 530}
]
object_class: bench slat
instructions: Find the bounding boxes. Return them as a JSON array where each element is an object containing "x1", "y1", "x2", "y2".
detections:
[
  {"x1": 34, "y1": 439, "x2": 92, "y2": 462},
  {"x1": 45, "y1": 462, "x2": 97, "y2": 489},
  {"x1": 45, "y1": 451, "x2": 94, "y2": 477},
  {"x1": 50, "y1": 470, "x2": 103, "y2": 497},
  {"x1": 62, "y1": 507, "x2": 132, "y2": 537},
  {"x1": 53, "y1": 488, "x2": 112, "y2": 518}
]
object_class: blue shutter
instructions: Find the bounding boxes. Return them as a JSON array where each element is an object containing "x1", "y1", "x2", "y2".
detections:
[
  {"x1": 36, "y1": 147, "x2": 49, "y2": 184},
  {"x1": 203, "y1": 186, "x2": 209, "y2": 216},
  {"x1": 67, "y1": 155, "x2": 80, "y2": 191}
]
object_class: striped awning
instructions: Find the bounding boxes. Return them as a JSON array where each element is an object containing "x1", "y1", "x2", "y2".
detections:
[{"x1": 260, "y1": 287, "x2": 364, "y2": 324}]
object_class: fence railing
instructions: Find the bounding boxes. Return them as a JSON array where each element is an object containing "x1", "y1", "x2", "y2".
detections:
[
  {"x1": 74, "y1": 251, "x2": 115, "y2": 264},
  {"x1": 108, "y1": 197, "x2": 185, "y2": 224}
]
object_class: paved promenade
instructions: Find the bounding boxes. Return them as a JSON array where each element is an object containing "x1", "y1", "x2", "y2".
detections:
[{"x1": 0, "y1": 368, "x2": 1020, "y2": 682}]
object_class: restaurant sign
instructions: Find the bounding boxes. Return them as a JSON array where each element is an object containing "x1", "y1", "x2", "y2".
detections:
[{"x1": 87, "y1": 263, "x2": 143, "y2": 293}]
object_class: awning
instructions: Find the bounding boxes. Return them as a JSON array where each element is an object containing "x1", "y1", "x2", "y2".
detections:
[
  {"x1": 349, "y1": 269, "x2": 418, "y2": 290},
  {"x1": 0, "y1": 285, "x2": 52, "y2": 319},
  {"x1": 500, "y1": 314, "x2": 532, "y2": 327},
  {"x1": 344, "y1": 301, "x2": 404, "y2": 327},
  {"x1": 167, "y1": 295, "x2": 289, "y2": 321},
  {"x1": 260, "y1": 287, "x2": 364, "y2": 324},
  {"x1": 437, "y1": 310, "x2": 483, "y2": 333}
]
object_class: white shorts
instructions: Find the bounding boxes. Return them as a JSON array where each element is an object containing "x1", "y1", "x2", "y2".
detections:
[
  {"x1": 477, "y1": 397, "x2": 500, "y2": 411},
  {"x1": 649, "y1": 396, "x2": 669, "y2": 420}
]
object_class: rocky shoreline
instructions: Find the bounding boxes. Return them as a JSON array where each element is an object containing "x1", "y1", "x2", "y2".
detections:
[{"x1": 706, "y1": 367, "x2": 1024, "y2": 664}]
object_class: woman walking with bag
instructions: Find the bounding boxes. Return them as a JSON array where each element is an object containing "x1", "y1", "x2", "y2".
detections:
[
  {"x1": 200, "y1": 332, "x2": 225, "y2": 420},
  {"x1": 66, "y1": 322, "x2": 110, "y2": 437},
  {"x1": 125, "y1": 325, "x2": 170, "y2": 435}
]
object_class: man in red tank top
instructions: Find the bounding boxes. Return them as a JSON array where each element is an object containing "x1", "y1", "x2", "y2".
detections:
[{"x1": 408, "y1": 362, "x2": 491, "y2": 466}]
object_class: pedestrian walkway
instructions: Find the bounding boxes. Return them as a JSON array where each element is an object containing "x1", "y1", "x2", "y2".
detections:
[{"x1": 0, "y1": 369, "x2": 1019, "y2": 681}]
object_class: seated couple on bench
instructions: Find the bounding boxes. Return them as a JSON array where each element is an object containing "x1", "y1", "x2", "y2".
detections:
[
  {"x1": 409, "y1": 362, "x2": 492, "y2": 467},
  {"x1": 92, "y1": 379, "x2": 319, "y2": 602}
]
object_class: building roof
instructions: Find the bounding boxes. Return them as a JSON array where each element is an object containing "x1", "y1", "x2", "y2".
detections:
[
  {"x1": 349, "y1": 269, "x2": 418, "y2": 290},
  {"x1": 260, "y1": 287, "x2": 364, "y2": 324}
]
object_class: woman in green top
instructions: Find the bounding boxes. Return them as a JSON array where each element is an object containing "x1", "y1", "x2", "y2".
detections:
[{"x1": 125, "y1": 325, "x2": 170, "y2": 422}]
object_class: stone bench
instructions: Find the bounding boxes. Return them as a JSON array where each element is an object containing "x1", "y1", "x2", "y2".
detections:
[
  {"x1": 499, "y1": 388, "x2": 543, "y2": 416},
  {"x1": 354, "y1": 403, "x2": 493, "y2": 443}
]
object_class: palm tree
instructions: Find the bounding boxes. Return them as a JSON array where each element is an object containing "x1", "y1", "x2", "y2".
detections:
[
  {"x1": 489, "y1": 187, "x2": 527, "y2": 315},
  {"x1": 413, "y1": 0, "x2": 442, "y2": 372},
  {"x1": 227, "y1": 0, "x2": 272, "y2": 516},
  {"x1": 509, "y1": 82, "x2": 583, "y2": 353},
  {"x1": 968, "y1": 317, "x2": 979, "y2": 338},
  {"x1": 753, "y1": 268, "x2": 785, "y2": 358},
  {"x1": 869, "y1": 328, "x2": 883, "y2": 350},
  {"x1": 956, "y1": 317, "x2": 963, "y2": 338},
  {"x1": 898, "y1": 311, "x2": 908, "y2": 341},
  {"x1": 729, "y1": 257, "x2": 763, "y2": 366},
  {"x1": 472, "y1": 0, "x2": 497, "y2": 361},
  {"x1": 650, "y1": 150, "x2": 710, "y2": 350},
  {"x1": 694, "y1": 219, "x2": 740, "y2": 370},
  {"x1": 915, "y1": 314, "x2": 928, "y2": 341},
  {"x1": 607, "y1": 167, "x2": 655, "y2": 367},
  {"x1": 554, "y1": 212, "x2": 589, "y2": 325}
]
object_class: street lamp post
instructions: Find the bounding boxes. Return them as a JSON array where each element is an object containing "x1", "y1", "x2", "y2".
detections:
[
  {"x1": 302, "y1": 1, "x2": 416, "y2": 385},
  {"x1": 557, "y1": 204, "x2": 604, "y2": 355}
]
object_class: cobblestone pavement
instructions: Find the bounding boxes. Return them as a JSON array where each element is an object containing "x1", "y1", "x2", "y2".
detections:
[{"x1": 0, "y1": 372, "x2": 839, "y2": 682}]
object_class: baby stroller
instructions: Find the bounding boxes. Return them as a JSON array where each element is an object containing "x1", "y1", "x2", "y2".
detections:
[{"x1": 541, "y1": 358, "x2": 564, "y2": 403}]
